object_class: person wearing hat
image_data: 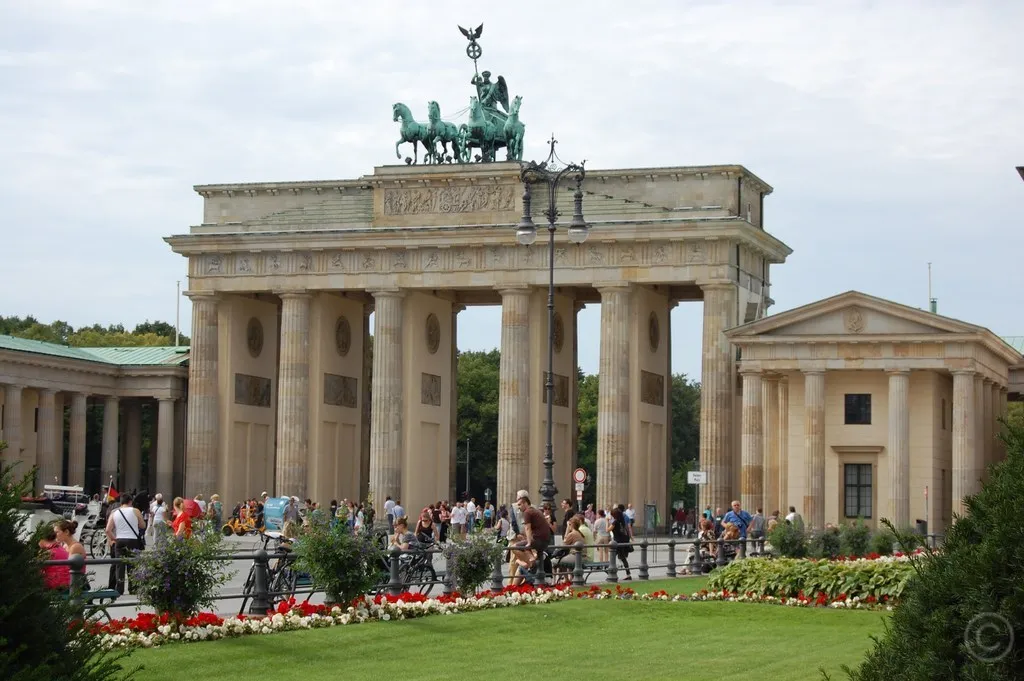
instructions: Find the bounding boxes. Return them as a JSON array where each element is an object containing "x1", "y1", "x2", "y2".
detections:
[{"x1": 284, "y1": 496, "x2": 300, "y2": 525}]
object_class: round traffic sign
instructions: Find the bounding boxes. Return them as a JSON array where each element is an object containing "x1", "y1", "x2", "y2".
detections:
[{"x1": 572, "y1": 467, "x2": 587, "y2": 484}]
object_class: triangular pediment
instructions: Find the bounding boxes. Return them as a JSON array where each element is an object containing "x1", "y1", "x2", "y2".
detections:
[{"x1": 726, "y1": 291, "x2": 982, "y2": 339}]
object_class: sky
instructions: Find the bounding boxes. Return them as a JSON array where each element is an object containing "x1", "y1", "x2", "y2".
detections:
[{"x1": 1, "y1": 0, "x2": 1022, "y2": 379}]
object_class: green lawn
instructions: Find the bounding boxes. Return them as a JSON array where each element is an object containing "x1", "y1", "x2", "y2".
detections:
[{"x1": 127, "y1": 577, "x2": 885, "y2": 680}]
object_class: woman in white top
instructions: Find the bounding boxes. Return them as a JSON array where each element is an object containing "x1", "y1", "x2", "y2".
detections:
[
  {"x1": 593, "y1": 509, "x2": 611, "y2": 563},
  {"x1": 105, "y1": 494, "x2": 146, "y2": 594},
  {"x1": 151, "y1": 494, "x2": 169, "y2": 546}
]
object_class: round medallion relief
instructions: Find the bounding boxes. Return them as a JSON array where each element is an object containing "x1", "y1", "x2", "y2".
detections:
[
  {"x1": 335, "y1": 315, "x2": 352, "y2": 356},
  {"x1": 425, "y1": 313, "x2": 441, "y2": 355},
  {"x1": 648, "y1": 311, "x2": 660, "y2": 352},
  {"x1": 552, "y1": 312, "x2": 565, "y2": 354},
  {"x1": 246, "y1": 317, "x2": 264, "y2": 358}
]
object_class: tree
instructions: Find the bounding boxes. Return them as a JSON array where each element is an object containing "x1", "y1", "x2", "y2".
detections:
[
  {"x1": 455, "y1": 350, "x2": 500, "y2": 501},
  {"x1": 134, "y1": 320, "x2": 189, "y2": 345}
]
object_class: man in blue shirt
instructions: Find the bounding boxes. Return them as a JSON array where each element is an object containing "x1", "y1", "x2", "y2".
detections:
[{"x1": 723, "y1": 500, "x2": 753, "y2": 539}]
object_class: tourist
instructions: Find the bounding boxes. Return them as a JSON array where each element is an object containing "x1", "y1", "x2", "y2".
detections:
[
  {"x1": 194, "y1": 493, "x2": 207, "y2": 515},
  {"x1": 284, "y1": 497, "x2": 300, "y2": 525},
  {"x1": 785, "y1": 506, "x2": 804, "y2": 530},
  {"x1": 723, "y1": 500, "x2": 752, "y2": 539},
  {"x1": 391, "y1": 517, "x2": 416, "y2": 550},
  {"x1": 451, "y1": 502, "x2": 466, "y2": 538},
  {"x1": 515, "y1": 492, "x2": 552, "y2": 585},
  {"x1": 465, "y1": 497, "x2": 476, "y2": 535},
  {"x1": 577, "y1": 513, "x2": 596, "y2": 562},
  {"x1": 610, "y1": 506, "x2": 633, "y2": 580},
  {"x1": 54, "y1": 519, "x2": 85, "y2": 560},
  {"x1": 208, "y1": 494, "x2": 223, "y2": 527},
  {"x1": 494, "y1": 507, "x2": 511, "y2": 545},
  {"x1": 384, "y1": 495, "x2": 395, "y2": 532},
  {"x1": 483, "y1": 501, "x2": 494, "y2": 529},
  {"x1": 720, "y1": 522, "x2": 740, "y2": 561},
  {"x1": 414, "y1": 509, "x2": 437, "y2": 544},
  {"x1": 749, "y1": 507, "x2": 766, "y2": 553},
  {"x1": 106, "y1": 493, "x2": 146, "y2": 594},
  {"x1": 594, "y1": 508, "x2": 610, "y2": 562},
  {"x1": 558, "y1": 498, "x2": 576, "y2": 535},
  {"x1": 39, "y1": 526, "x2": 71, "y2": 590},
  {"x1": 552, "y1": 515, "x2": 586, "y2": 578},
  {"x1": 172, "y1": 496, "x2": 192, "y2": 538},
  {"x1": 583, "y1": 503, "x2": 596, "y2": 528},
  {"x1": 151, "y1": 494, "x2": 169, "y2": 545},
  {"x1": 507, "y1": 531, "x2": 535, "y2": 586}
]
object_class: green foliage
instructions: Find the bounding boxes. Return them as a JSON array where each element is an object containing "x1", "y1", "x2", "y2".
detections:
[
  {"x1": 767, "y1": 519, "x2": 808, "y2": 558},
  {"x1": 0, "y1": 460, "x2": 134, "y2": 680},
  {"x1": 455, "y1": 350, "x2": 500, "y2": 501},
  {"x1": 867, "y1": 529, "x2": 895, "y2": 556},
  {"x1": 0, "y1": 315, "x2": 188, "y2": 347},
  {"x1": 808, "y1": 528, "x2": 842, "y2": 560},
  {"x1": 708, "y1": 557, "x2": 915, "y2": 602},
  {"x1": 441, "y1": 533, "x2": 503, "y2": 594},
  {"x1": 840, "y1": 422, "x2": 1024, "y2": 680},
  {"x1": 839, "y1": 521, "x2": 873, "y2": 558},
  {"x1": 292, "y1": 514, "x2": 384, "y2": 604},
  {"x1": 129, "y1": 527, "x2": 232, "y2": 617}
]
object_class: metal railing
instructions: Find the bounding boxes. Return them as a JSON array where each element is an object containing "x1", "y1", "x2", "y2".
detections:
[{"x1": 43, "y1": 532, "x2": 946, "y2": 618}]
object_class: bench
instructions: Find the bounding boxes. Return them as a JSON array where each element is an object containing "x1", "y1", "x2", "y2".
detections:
[{"x1": 59, "y1": 588, "x2": 121, "y2": 622}]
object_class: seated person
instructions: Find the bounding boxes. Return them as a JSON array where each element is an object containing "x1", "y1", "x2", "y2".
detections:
[
  {"x1": 39, "y1": 526, "x2": 71, "y2": 591},
  {"x1": 507, "y1": 532, "x2": 537, "y2": 587},
  {"x1": 552, "y1": 516, "x2": 586, "y2": 576},
  {"x1": 391, "y1": 517, "x2": 416, "y2": 550},
  {"x1": 577, "y1": 517, "x2": 597, "y2": 563},
  {"x1": 720, "y1": 522, "x2": 740, "y2": 559}
]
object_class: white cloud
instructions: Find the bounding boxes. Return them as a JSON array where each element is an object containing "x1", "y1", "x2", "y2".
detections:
[{"x1": 0, "y1": 0, "x2": 1022, "y2": 376}]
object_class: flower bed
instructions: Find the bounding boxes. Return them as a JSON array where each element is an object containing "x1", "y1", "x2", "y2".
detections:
[
  {"x1": 92, "y1": 580, "x2": 897, "y2": 649},
  {"x1": 707, "y1": 554, "x2": 919, "y2": 603}
]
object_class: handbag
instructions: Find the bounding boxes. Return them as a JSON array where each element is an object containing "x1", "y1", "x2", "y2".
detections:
[{"x1": 118, "y1": 509, "x2": 146, "y2": 549}]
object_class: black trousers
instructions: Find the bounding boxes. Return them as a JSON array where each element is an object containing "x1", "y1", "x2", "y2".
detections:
[{"x1": 109, "y1": 538, "x2": 142, "y2": 594}]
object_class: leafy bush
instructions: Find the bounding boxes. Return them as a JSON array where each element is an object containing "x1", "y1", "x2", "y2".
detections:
[
  {"x1": 839, "y1": 422, "x2": 1024, "y2": 680},
  {"x1": 292, "y1": 513, "x2": 384, "y2": 604},
  {"x1": 441, "y1": 533, "x2": 503, "y2": 594},
  {"x1": 839, "y1": 521, "x2": 872, "y2": 557},
  {"x1": 807, "y1": 528, "x2": 842, "y2": 560},
  {"x1": 708, "y1": 556, "x2": 915, "y2": 602},
  {"x1": 129, "y1": 525, "x2": 232, "y2": 617},
  {"x1": 867, "y1": 529, "x2": 895, "y2": 556},
  {"x1": 767, "y1": 519, "x2": 807, "y2": 558},
  {"x1": 0, "y1": 458, "x2": 133, "y2": 679}
]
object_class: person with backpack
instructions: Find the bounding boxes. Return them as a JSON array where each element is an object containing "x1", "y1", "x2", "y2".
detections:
[
  {"x1": 723, "y1": 500, "x2": 753, "y2": 540},
  {"x1": 105, "y1": 494, "x2": 146, "y2": 594}
]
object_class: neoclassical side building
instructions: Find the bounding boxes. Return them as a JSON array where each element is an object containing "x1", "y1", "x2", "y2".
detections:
[
  {"x1": 726, "y1": 291, "x2": 1021, "y2": 533},
  {"x1": 0, "y1": 336, "x2": 188, "y2": 494}
]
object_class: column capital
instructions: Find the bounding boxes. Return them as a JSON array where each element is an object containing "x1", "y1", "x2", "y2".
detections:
[
  {"x1": 738, "y1": 367, "x2": 763, "y2": 377},
  {"x1": 886, "y1": 368, "x2": 911, "y2": 376},
  {"x1": 496, "y1": 285, "x2": 531, "y2": 297},
  {"x1": 802, "y1": 369, "x2": 826, "y2": 377},
  {"x1": 184, "y1": 290, "x2": 220, "y2": 302},
  {"x1": 452, "y1": 303, "x2": 467, "y2": 314},
  {"x1": 1000, "y1": 386, "x2": 1009, "y2": 395},
  {"x1": 699, "y1": 281, "x2": 736, "y2": 293},
  {"x1": 5, "y1": 383, "x2": 26, "y2": 391},
  {"x1": 595, "y1": 283, "x2": 632, "y2": 295},
  {"x1": 761, "y1": 373, "x2": 782, "y2": 384},
  {"x1": 982, "y1": 376, "x2": 995, "y2": 385},
  {"x1": 156, "y1": 396, "x2": 177, "y2": 403},
  {"x1": 573, "y1": 301, "x2": 586, "y2": 314},
  {"x1": 274, "y1": 289, "x2": 312, "y2": 300},
  {"x1": 40, "y1": 387, "x2": 59, "y2": 396},
  {"x1": 103, "y1": 394, "x2": 119, "y2": 403},
  {"x1": 952, "y1": 368, "x2": 976, "y2": 377},
  {"x1": 369, "y1": 289, "x2": 406, "y2": 300}
]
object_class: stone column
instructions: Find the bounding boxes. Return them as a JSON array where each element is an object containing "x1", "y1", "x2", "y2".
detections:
[
  {"x1": 496, "y1": 288, "x2": 531, "y2": 507},
  {"x1": 100, "y1": 396, "x2": 119, "y2": 489},
  {"x1": 803, "y1": 371, "x2": 826, "y2": 529},
  {"x1": 3, "y1": 384, "x2": 23, "y2": 460},
  {"x1": 184, "y1": 292, "x2": 219, "y2": 497},
  {"x1": 68, "y1": 393, "x2": 88, "y2": 488},
  {"x1": 369, "y1": 290, "x2": 405, "y2": 506},
  {"x1": 761, "y1": 375, "x2": 780, "y2": 516},
  {"x1": 596, "y1": 285, "x2": 632, "y2": 511},
  {"x1": 275, "y1": 291, "x2": 312, "y2": 498},
  {"x1": 887, "y1": 370, "x2": 911, "y2": 528},
  {"x1": 973, "y1": 375, "x2": 985, "y2": 489},
  {"x1": 36, "y1": 389, "x2": 58, "y2": 489},
  {"x1": 53, "y1": 393, "x2": 65, "y2": 484},
  {"x1": 740, "y1": 370, "x2": 764, "y2": 513},
  {"x1": 952, "y1": 370, "x2": 976, "y2": 518},
  {"x1": 156, "y1": 398, "x2": 175, "y2": 497},
  {"x1": 449, "y1": 305, "x2": 464, "y2": 502},
  {"x1": 360, "y1": 303, "x2": 372, "y2": 499},
  {"x1": 777, "y1": 377, "x2": 789, "y2": 512},
  {"x1": 699, "y1": 283, "x2": 737, "y2": 511},
  {"x1": 997, "y1": 387, "x2": 1008, "y2": 464},
  {"x1": 124, "y1": 400, "x2": 143, "y2": 491},
  {"x1": 981, "y1": 379, "x2": 993, "y2": 482}
]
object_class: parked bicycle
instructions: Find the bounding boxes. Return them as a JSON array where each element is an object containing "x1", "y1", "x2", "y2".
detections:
[{"x1": 238, "y1": 531, "x2": 310, "y2": 614}]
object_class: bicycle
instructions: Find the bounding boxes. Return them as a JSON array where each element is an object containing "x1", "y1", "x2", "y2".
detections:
[
  {"x1": 239, "y1": 531, "x2": 306, "y2": 615},
  {"x1": 397, "y1": 540, "x2": 439, "y2": 595}
]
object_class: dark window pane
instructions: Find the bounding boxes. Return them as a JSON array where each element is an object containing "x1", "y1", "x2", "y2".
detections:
[{"x1": 844, "y1": 394, "x2": 872, "y2": 425}]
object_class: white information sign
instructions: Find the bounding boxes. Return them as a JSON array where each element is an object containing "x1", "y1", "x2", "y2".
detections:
[{"x1": 687, "y1": 471, "x2": 708, "y2": 485}]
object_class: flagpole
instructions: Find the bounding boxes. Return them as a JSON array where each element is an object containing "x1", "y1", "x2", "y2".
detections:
[{"x1": 175, "y1": 280, "x2": 181, "y2": 347}]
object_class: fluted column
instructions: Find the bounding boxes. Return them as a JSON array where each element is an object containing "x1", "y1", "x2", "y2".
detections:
[
  {"x1": 450, "y1": 304, "x2": 464, "y2": 502},
  {"x1": 997, "y1": 387, "x2": 1008, "y2": 464},
  {"x1": 184, "y1": 292, "x2": 219, "y2": 497},
  {"x1": 68, "y1": 393, "x2": 88, "y2": 488},
  {"x1": 360, "y1": 304, "x2": 372, "y2": 498},
  {"x1": 762, "y1": 375, "x2": 780, "y2": 515},
  {"x1": 123, "y1": 400, "x2": 143, "y2": 491},
  {"x1": 740, "y1": 370, "x2": 764, "y2": 513},
  {"x1": 101, "y1": 396, "x2": 119, "y2": 489},
  {"x1": 699, "y1": 283, "x2": 737, "y2": 511},
  {"x1": 596, "y1": 285, "x2": 632, "y2": 510},
  {"x1": 952, "y1": 370, "x2": 976, "y2": 518},
  {"x1": 3, "y1": 384, "x2": 23, "y2": 460},
  {"x1": 887, "y1": 370, "x2": 911, "y2": 528},
  {"x1": 803, "y1": 371, "x2": 826, "y2": 529},
  {"x1": 275, "y1": 291, "x2": 311, "y2": 498},
  {"x1": 973, "y1": 375, "x2": 985, "y2": 490},
  {"x1": 981, "y1": 379, "x2": 994, "y2": 482},
  {"x1": 155, "y1": 398, "x2": 175, "y2": 496},
  {"x1": 53, "y1": 393, "x2": 65, "y2": 484},
  {"x1": 369, "y1": 290, "x2": 405, "y2": 506},
  {"x1": 777, "y1": 377, "x2": 790, "y2": 513},
  {"x1": 36, "y1": 389, "x2": 59, "y2": 489},
  {"x1": 496, "y1": 287, "x2": 531, "y2": 506}
]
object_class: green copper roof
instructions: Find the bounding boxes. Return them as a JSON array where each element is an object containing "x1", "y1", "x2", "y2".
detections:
[
  {"x1": 0, "y1": 335, "x2": 189, "y2": 367},
  {"x1": 1001, "y1": 337, "x2": 1024, "y2": 354}
]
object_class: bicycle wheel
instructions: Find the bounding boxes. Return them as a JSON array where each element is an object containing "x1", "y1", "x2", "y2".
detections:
[
  {"x1": 238, "y1": 564, "x2": 258, "y2": 616},
  {"x1": 88, "y1": 530, "x2": 109, "y2": 559},
  {"x1": 405, "y1": 562, "x2": 437, "y2": 596}
]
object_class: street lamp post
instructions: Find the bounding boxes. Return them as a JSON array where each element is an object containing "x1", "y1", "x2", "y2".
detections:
[{"x1": 515, "y1": 135, "x2": 588, "y2": 509}]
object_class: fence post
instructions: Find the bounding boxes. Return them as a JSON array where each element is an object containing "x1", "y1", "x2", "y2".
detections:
[
  {"x1": 666, "y1": 540, "x2": 676, "y2": 578},
  {"x1": 248, "y1": 550, "x2": 272, "y2": 615},
  {"x1": 490, "y1": 551, "x2": 504, "y2": 592},
  {"x1": 443, "y1": 551, "x2": 455, "y2": 595},
  {"x1": 387, "y1": 546, "x2": 403, "y2": 597},
  {"x1": 606, "y1": 540, "x2": 619, "y2": 583},
  {"x1": 738, "y1": 537, "x2": 747, "y2": 560},
  {"x1": 716, "y1": 537, "x2": 727, "y2": 568},
  {"x1": 689, "y1": 539, "x2": 702, "y2": 576},
  {"x1": 572, "y1": 541, "x2": 585, "y2": 588},
  {"x1": 68, "y1": 553, "x2": 86, "y2": 610},
  {"x1": 638, "y1": 540, "x2": 649, "y2": 580}
]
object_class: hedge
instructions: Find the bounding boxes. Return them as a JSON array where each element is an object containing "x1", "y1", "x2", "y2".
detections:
[{"x1": 707, "y1": 556, "x2": 917, "y2": 603}]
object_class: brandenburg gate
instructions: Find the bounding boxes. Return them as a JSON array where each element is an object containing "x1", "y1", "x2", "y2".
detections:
[
  {"x1": 165, "y1": 26, "x2": 792, "y2": 513},
  {"x1": 167, "y1": 161, "x2": 790, "y2": 512}
]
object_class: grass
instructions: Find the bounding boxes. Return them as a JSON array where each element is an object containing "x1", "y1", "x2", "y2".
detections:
[{"x1": 126, "y1": 576, "x2": 886, "y2": 680}]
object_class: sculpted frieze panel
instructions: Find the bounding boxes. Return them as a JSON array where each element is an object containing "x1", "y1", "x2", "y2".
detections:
[
  {"x1": 422, "y1": 249, "x2": 441, "y2": 270},
  {"x1": 618, "y1": 245, "x2": 637, "y2": 265},
  {"x1": 328, "y1": 251, "x2": 348, "y2": 271},
  {"x1": 234, "y1": 373, "x2": 272, "y2": 408},
  {"x1": 324, "y1": 373, "x2": 358, "y2": 408},
  {"x1": 236, "y1": 254, "x2": 253, "y2": 274},
  {"x1": 541, "y1": 372, "x2": 570, "y2": 408},
  {"x1": 266, "y1": 253, "x2": 283, "y2": 274},
  {"x1": 421, "y1": 372, "x2": 442, "y2": 406},
  {"x1": 640, "y1": 370, "x2": 665, "y2": 406},
  {"x1": 686, "y1": 242, "x2": 707, "y2": 264},
  {"x1": 382, "y1": 185, "x2": 516, "y2": 215},
  {"x1": 295, "y1": 252, "x2": 313, "y2": 272}
]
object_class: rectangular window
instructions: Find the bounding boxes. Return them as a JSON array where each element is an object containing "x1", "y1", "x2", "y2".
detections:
[
  {"x1": 844, "y1": 394, "x2": 872, "y2": 425},
  {"x1": 844, "y1": 463, "x2": 873, "y2": 518}
]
